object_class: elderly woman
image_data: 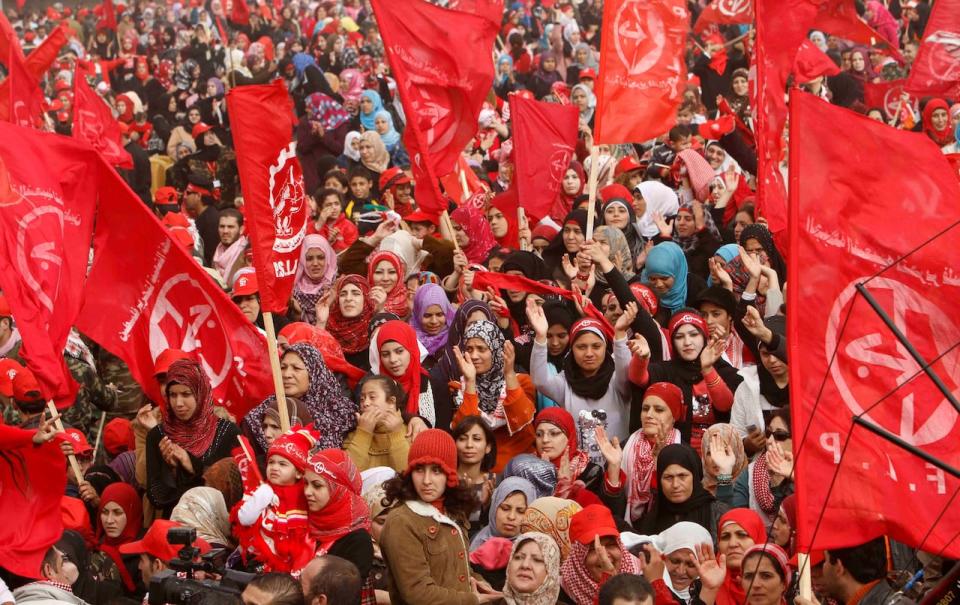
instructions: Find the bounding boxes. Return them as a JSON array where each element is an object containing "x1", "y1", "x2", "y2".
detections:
[
  {"x1": 145, "y1": 359, "x2": 240, "y2": 517},
  {"x1": 503, "y1": 532, "x2": 565, "y2": 605},
  {"x1": 560, "y1": 504, "x2": 643, "y2": 605}
]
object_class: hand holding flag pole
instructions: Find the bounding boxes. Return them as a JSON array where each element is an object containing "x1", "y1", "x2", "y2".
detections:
[{"x1": 45, "y1": 401, "x2": 84, "y2": 485}]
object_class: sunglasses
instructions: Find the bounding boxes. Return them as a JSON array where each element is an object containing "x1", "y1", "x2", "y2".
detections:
[{"x1": 765, "y1": 428, "x2": 791, "y2": 442}]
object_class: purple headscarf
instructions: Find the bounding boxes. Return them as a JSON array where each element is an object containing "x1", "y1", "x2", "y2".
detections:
[{"x1": 409, "y1": 283, "x2": 456, "y2": 356}]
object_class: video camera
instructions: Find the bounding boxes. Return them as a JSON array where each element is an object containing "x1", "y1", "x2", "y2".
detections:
[{"x1": 147, "y1": 527, "x2": 254, "y2": 605}]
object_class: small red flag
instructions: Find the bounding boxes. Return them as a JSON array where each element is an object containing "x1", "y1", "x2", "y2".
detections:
[
  {"x1": 813, "y1": 0, "x2": 903, "y2": 62},
  {"x1": 693, "y1": 0, "x2": 753, "y2": 34},
  {"x1": 904, "y1": 0, "x2": 960, "y2": 99},
  {"x1": 229, "y1": 0, "x2": 250, "y2": 25},
  {"x1": 0, "y1": 124, "x2": 102, "y2": 408},
  {"x1": 863, "y1": 79, "x2": 918, "y2": 122},
  {"x1": 510, "y1": 93, "x2": 579, "y2": 223},
  {"x1": 0, "y1": 24, "x2": 68, "y2": 123},
  {"x1": 3, "y1": 45, "x2": 46, "y2": 128},
  {"x1": 226, "y1": 80, "x2": 308, "y2": 315},
  {"x1": 594, "y1": 0, "x2": 689, "y2": 145},
  {"x1": 789, "y1": 91, "x2": 960, "y2": 557},
  {"x1": 73, "y1": 76, "x2": 134, "y2": 170},
  {"x1": 0, "y1": 12, "x2": 25, "y2": 64},
  {"x1": 101, "y1": 0, "x2": 117, "y2": 30},
  {"x1": 792, "y1": 39, "x2": 841, "y2": 84},
  {"x1": 438, "y1": 155, "x2": 487, "y2": 203},
  {"x1": 76, "y1": 159, "x2": 273, "y2": 419},
  {"x1": 370, "y1": 0, "x2": 500, "y2": 213}
]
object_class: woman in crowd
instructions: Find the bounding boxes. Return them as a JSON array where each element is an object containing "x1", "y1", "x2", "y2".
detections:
[
  {"x1": 701, "y1": 424, "x2": 749, "y2": 497},
  {"x1": 343, "y1": 374, "x2": 411, "y2": 472},
  {"x1": 410, "y1": 283, "x2": 456, "y2": 365},
  {"x1": 502, "y1": 532, "x2": 565, "y2": 605},
  {"x1": 560, "y1": 504, "x2": 643, "y2": 605},
  {"x1": 292, "y1": 234, "x2": 338, "y2": 326},
  {"x1": 451, "y1": 204, "x2": 498, "y2": 266},
  {"x1": 93, "y1": 482, "x2": 144, "y2": 594},
  {"x1": 367, "y1": 250, "x2": 410, "y2": 318},
  {"x1": 710, "y1": 508, "x2": 768, "y2": 605},
  {"x1": 170, "y1": 486, "x2": 233, "y2": 550},
  {"x1": 469, "y1": 477, "x2": 539, "y2": 589},
  {"x1": 324, "y1": 274, "x2": 376, "y2": 370},
  {"x1": 375, "y1": 320, "x2": 445, "y2": 433}
]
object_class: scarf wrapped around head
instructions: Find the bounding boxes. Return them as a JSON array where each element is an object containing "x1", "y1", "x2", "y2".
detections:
[
  {"x1": 701, "y1": 424, "x2": 748, "y2": 494},
  {"x1": 306, "y1": 449, "x2": 371, "y2": 552},
  {"x1": 461, "y1": 320, "x2": 508, "y2": 419},
  {"x1": 343, "y1": 131, "x2": 363, "y2": 162},
  {"x1": 293, "y1": 234, "x2": 338, "y2": 325},
  {"x1": 375, "y1": 320, "x2": 428, "y2": 416},
  {"x1": 438, "y1": 300, "x2": 496, "y2": 383},
  {"x1": 359, "y1": 89, "x2": 385, "y2": 131},
  {"x1": 375, "y1": 110, "x2": 401, "y2": 148},
  {"x1": 552, "y1": 161, "x2": 585, "y2": 224},
  {"x1": 533, "y1": 408, "x2": 590, "y2": 482},
  {"x1": 410, "y1": 283, "x2": 456, "y2": 356},
  {"x1": 641, "y1": 242, "x2": 688, "y2": 313},
  {"x1": 470, "y1": 477, "x2": 538, "y2": 551},
  {"x1": 594, "y1": 225, "x2": 634, "y2": 281},
  {"x1": 326, "y1": 275, "x2": 375, "y2": 355},
  {"x1": 359, "y1": 130, "x2": 390, "y2": 173},
  {"x1": 640, "y1": 443, "x2": 715, "y2": 535},
  {"x1": 673, "y1": 202, "x2": 721, "y2": 254},
  {"x1": 339, "y1": 68, "x2": 365, "y2": 103},
  {"x1": 503, "y1": 532, "x2": 563, "y2": 605},
  {"x1": 505, "y1": 454, "x2": 559, "y2": 500},
  {"x1": 716, "y1": 508, "x2": 768, "y2": 605},
  {"x1": 170, "y1": 486, "x2": 232, "y2": 548},
  {"x1": 674, "y1": 149, "x2": 717, "y2": 202},
  {"x1": 97, "y1": 482, "x2": 143, "y2": 592},
  {"x1": 561, "y1": 534, "x2": 642, "y2": 605},
  {"x1": 279, "y1": 322, "x2": 367, "y2": 387},
  {"x1": 739, "y1": 223, "x2": 787, "y2": 283},
  {"x1": 367, "y1": 250, "x2": 409, "y2": 317},
  {"x1": 162, "y1": 359, "x2": 219, "y2": 457},
  {"x1": 451, "y1": 205, "x2": 498, "y2": 264},
  {"x1": 635, "y1": 180, "x2": 680, "y2": 238},
  {"x1": 306, "y1": 92, "x2": 350, "y2": 131},
  {"x1": 520, "y1": 497, "x2": 582, "y2": 563},
  {"x1": 561, "y1": 318, "x2": 616, "y2": 401}
]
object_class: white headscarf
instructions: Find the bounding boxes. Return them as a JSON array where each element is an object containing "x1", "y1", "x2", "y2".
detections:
[{"x1": 634, "y1": 181, "x2": 680, "y2": 237}]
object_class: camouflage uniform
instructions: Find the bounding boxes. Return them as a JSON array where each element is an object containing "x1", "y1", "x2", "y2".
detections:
[{"x1": 92, "y1": 345, "x2": 147, "y2": 420}]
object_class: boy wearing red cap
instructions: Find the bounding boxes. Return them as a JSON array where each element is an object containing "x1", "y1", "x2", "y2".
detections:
[
  {"x1": 232, "y1": 426, "x2": 319, "y2": 572},
  {"x1": 119, "y1": 519, "x2": 211, "y2": 588}
]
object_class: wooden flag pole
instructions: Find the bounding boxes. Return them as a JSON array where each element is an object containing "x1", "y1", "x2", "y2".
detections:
[
  {"x1": 46, "y1": 400, "x2": 84, "y2": 485},
  {"x1": 92, "y1": 410, "x2": 107, "y2": 462},
  {"x1": 584, "y1": 144, "x2": 601, "y2": 239},
  {"x1": 518, "y1": 208, "x2": 530, "y2": 251},
  {"x1": 440, "y1": 210, "x2": 462, "y2": 253},
  {"x1": 459, "y1": 168, "x2": 471, "y2": 202},
  {"x1": 798, "y1": 553, "x2": 813, "y2": 600},
  {"x1": 262, "y1": 311, "x2": 291, "y2": 432}
]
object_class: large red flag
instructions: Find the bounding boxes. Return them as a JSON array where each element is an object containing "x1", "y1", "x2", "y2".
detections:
[
  {"x1": 76, "y1": 160, "x2": 272, "y2": 418},
  {"x1": 693, "y1": 0, "x2": 752, "y2": 34},
  {"x1": 813, "y1": 0, "x2": 903, "y2": 61},
  {"x1": 0, "y1": 23, "x2": 68, "y2": 122},
  {"x1": 510, "y1": 93, "x2": 579, "y2": 223},
  {"x1": 4, "y1": 46, "x2": 46, "y2": 128},
  {"x1": 226, "y1": 80, "x2": 307, "y2": 314},
  {"x1": 863, "y1": 78, "x2": 918, "y2": 123},
  {"x1": 73, "y1": 76, "x2": 133, "y2": 170},
  {"x1": 593, "y1": 0, "x2": 689, "y2": 145},
  {"x1": 0, "y1": 12, "x2": 25, "y2": 64},
  {"x1": 438, "y1": 155, "x2": 487, "y2": 203},
  {"x1": 370, "y1": 0, "x2": 500, "y2": 213},
  {"x1": 0, "y1": 124, "x2": 101, "y2": 408},
  {"x1": 788, "y1": 91, "x2": 960, "y2": 557},
  {"x1": 905, "y1": 0, "x2": 960, "y2": 99},
  {"x1": 446, "y1": 0, "x2": 502, "y2": 23}
]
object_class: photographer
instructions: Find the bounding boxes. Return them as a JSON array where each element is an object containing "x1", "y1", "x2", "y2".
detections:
[
  {"x1": 11, "y1": 545, "x2": 91, "y2": 605},
  {"x1": 118, "y1": 520, "x2": 211, "y2": 599}
]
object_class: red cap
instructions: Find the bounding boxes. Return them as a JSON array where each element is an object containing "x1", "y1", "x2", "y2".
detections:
[
  {"x1": 64, "y1": 428, "x2": 94, "y2": 456},
  {"x1": 12, "y1": 365, "x2": 43, "y2": 403},
  {"x1": 403, "y1": 210, "x2": 439, "y2": 226},
  {"x1": 0, "y1": 358, "x2": 23, "y2": 397},
  {"x1": 154, "y1": 186, "x2": 178, "y2": 205},
  {"x1": 697, "y1": 115, "x2": 736, "y2": 140},
  {"x1": 54, "y1": 79, "x2": 72, "y2": 92},
  {"x1": 600, "y1": 183, "x2": 633, "y2": 204},
  {"x1": 191, "y1": 122, "x2": 214, "y2": 139},
  {"x1": 578, "y1": 68, "x2": 596, "y2": 81},
  {"x1": 232, "y1": 272, "x2": 259, "y2": 297},
  {"x1": 614, "y1": 156, "x2": 643, "y2": 177},
  {"x1": 24, "y1": 31, "x2": 36, "y2": 43},
  {"x1": 119, "y1": 519, "x2": 211, "y2": 559},
  {"x1": 569, "y1": 504, "x2": 620, "y2": 544},
  {"x1": 378, "y1": 166, "x2": 411, "y2": 193},
  {"x1": 0, "y1": 293, "x2": 10, "y2": 316},
  {"x1": 267, "y1": 425, "x2": 320, "y2": 471},
  {"x1": 103, "y1": 418, "x2": 135, "y2": 456},
  {"x1": 154, "y1": 348, "x2": 191, "y2": 377}
]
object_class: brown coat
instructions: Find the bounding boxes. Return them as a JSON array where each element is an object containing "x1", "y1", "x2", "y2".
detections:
[{"x1": 379, "y1": 500, "x2": 481, "y2": 605}]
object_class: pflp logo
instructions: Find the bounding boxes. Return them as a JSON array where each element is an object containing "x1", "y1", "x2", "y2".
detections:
[
  {"x1": 268, "y1": 143, "x2": 307, "y2": 254},
  {"x1": 613, "y1": 0, "x2": 666, "y2": 76}
]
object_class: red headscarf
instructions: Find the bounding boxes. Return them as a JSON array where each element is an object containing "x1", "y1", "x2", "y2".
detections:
[
  {"x1": 450, "y1": 205, "x2": 498, "y2": 264},
  {"x1": 162, "y1": 359, "x2": 219, "y2": 458},
  {"x1": 279, "y1": 322, "x2": 366, "y2": 387},
  {"x1": 326, "y1": 275, "x2": 375, "y2": 355},
  {"x1": 375, "y1": 320, "x2": 428, "y2": 415},
  {"x1": 552, "y1": 160, "x2": 584, "y2": 224},
  {"x1": 306, "y1": 449, "x2": 371, "y2": 553},
  {"x1": 923, "y1": 98, "x2": 954, "y2": 147},
  {"x1": 533, "y1": 407, "x2": 589, "y2": 481},
  {"x1": 491, "y1": 189, "x2": 520, "y2": 248},
  {"x1": 97, "y1": 483, "x2": 143, "y2": 591},
  {"x1": 367, "y1": 251, "x2": 409, "y2": 317},
  {"x1": 716, "y1": 508, "x2": 768, "y2": 605}
]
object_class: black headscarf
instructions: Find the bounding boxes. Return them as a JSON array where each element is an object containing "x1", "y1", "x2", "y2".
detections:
[
  {"x1": 543, "y1": 301, "x2": 576, "y2": 369},
  {"x1": 436, "y1": 301, "x2": 495, "y2": 383},
  {"x1": 500, "y1": 250, "x2": 549, "y2": 324},
  {"x1": 542, "y1": 208, "x2": 588, "y2": 277},
  {"x1": 562, "y1": 326, "x2": 617, "y2": 400},
  {"x1": 638, "y1": 444, "x2": 715, "y2": 534},
  {"x1": 57, "y1": 530, "x2": 124, "y2": 603},
  {"x1": 758, "y1": 315, "x2": 789, "y2": 407},
  {"x1": 739, "y1": 224, "x2": 787, "y2": 283}
]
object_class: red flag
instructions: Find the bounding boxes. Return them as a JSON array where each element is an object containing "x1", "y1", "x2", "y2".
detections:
[
  {"x1": 370, "y1": 0, "x2": 500, "y2": 213},
  {"x1": 0, "y1": 24, "x2": 68, "y2": 123},
  {"x1": 788, "y1": 91, "x2": 960, "y2": 557},
  {"x1": 76, "y1": 160, "x2": 272, "y2": 419},
  {"x1": 905, "y1": 0, "x2": 960, "y2": 99},
  {"x1": 233, "y1": 435, "x2": 264, "y2": 492},
  {"x1": 0, "y1": 124, "x2": 101, "y2": 407},
  {"x1": 0, "y1": 425, "x2": 67, "y2": 578},
  {"x1": 693, "y1": 0, "x2": 753, "y2": 34},
  {"x1": 101, "y1": 0, "x2": 117, "y2": 30},
  {"x1": 792, "y1": 39, "x2": 841, "y2": 84},
  {"x1": 229, "y1": 0, "x2": 250, "y2": 25},
  {"x1": 73, "y1": 77, "x2": 133, "y2": 170},
  {"x1": 863, "y1": 79, "x2": 919, "y2": 122},
  {"x1": 510, "y1": 93, "x2": 578, "y2": 222},
  {"x1": 813, "y1": 0, "x2": 903, "y2": 62},
  {"x1": 753, "y1": 0, "x2": 821, "y2": 235},
  {"x1": 4, "y1": 46, "x2": 46, "y2": 128},
  {"x1": 446, "y1": 0, "x2": 502, "y2": 23},
  {"x1": 0, "y1": 12, "x2": 25, "y2": 64},
  {"x1": 438, "y1": 155, "x2": 487, "y2": 203},
  {"x1": 594, "y1": 0, "x2": 689, "y2": 145},
  {"x1": 226, "y1": 80, "x2": 307, "y2": 314}
]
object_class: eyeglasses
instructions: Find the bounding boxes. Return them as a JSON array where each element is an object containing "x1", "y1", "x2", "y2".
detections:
[{"x1": 765, "y1": 428, "x2": 791, "y2": 442}]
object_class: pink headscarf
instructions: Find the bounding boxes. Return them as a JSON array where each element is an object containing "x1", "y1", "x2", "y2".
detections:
[
  {"x1": 295, "y1": 234, "x2": 338, "y2": 295},
  {"x1": 450, "y1": 205, "x2": 498, "y2": 264},
  {"x1": 339, "y1": 68, "x2": 365, "y2": 103}
]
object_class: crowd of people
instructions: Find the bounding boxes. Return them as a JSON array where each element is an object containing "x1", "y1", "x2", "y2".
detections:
[{"x1": 0, "y1": 0, "x2": 956, "y2": 603}]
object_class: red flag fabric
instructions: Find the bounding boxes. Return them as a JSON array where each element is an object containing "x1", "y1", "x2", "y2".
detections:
[
  {"x1": 233, "y1": 435, "x2": 264, "y2": 492},
  {"x1": 226, "y1": 80, "x2": 307, "y2": 314},
  {"x1": 438, "y1": 155, "x2": 487, "y2": 203},
  {"x1": 788, "y1": 91, "x2": 960, "y2": 557},
  {"x1": 863, "y1": 79, "x2": 918, "y2": 122},
  {"x1": 593, "y1": 0, "x2": 689, "y2": 145},
  {"x1": 792, "y1": 39, "x2": 841, "y2": 84},
  {"x1": 812, "y1": 0, "x2": 903, "y2": 62},
  {"x1": 446, "y1": 0, "x2": 502, "y2": 23},
  {"x1": 229, "y1": 0, "x2": 250, "y2": 25},
  {"x1": 76, "y1": 159, "x2": 272, "y2": 419},
  {"x1": 370, "y1": 0, "x2": 500, "y2": 213},
  {"x1": 0, "y1": 425, "x2": 67, "y2": 578},
  {"x1": 0, "y1": 24, "x2": 68, "y2": 123},
  {"x1": 510, "y1": 93, "x2": 579, "y2": 223},
  {"x1": 101, "y1": 0, "x2": 117, "y2": 30},
  {"x1": 904, "y1": 0, "x2": 960, "y2": 99},
  {"x1": 0, "y1": 12, "x2": 25, "y2": 64},
  {"x1": 73, "y1": 77, "x2": 134, "y2": 170},
  {"x1": 693, "y1": 0, "x2": 753, "y2": 34},
  {"x1": 0, "y1": 124, "x2": 101, "y2": 407},
  {"x1": 4, "y1": 46, "x2": 46, "y2": 128},
  {"x1": 753, "y1": 0, "x2": 821, "y2": 235}
]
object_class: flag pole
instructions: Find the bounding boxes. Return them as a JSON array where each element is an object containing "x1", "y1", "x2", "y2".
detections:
[
  {"x1": 261, "y1": 312, "x2": 291, "y2": 432},
  {"x1": 518, "y1": 208, "x2": 530, "y2": 251},
  {"x1": 92, "y1": 410, "x2": 107, "y2": 462},
  {"x1": 440, "y1": 210, "x2": 462, "y2": 253},
  {"x1": 584, "y1": 144, "x2": 601, "y2": 239},
  {"x1": 45, "y1": 400, "x2": 85, "y2": 485}
]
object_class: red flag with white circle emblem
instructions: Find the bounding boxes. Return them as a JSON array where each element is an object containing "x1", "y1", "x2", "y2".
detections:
[
  {"x1": 226, "y1": 80, "x2": 308, "y2": 314},
  {"x1": 0, "y1": 124, "x2": 101, "y2": 408},
  {"x1": 593, "y1": 0, "x2": 689, "y2": 145},
  {"x1": 905, "y1": 0, "x2": 960, "y2": 99},
  {"x1": 73, "y1": 76, "x2": 134, "y2": 170},
  {"x1": 693, "y1": 0, "x2": 752, "y2": 34},
  {"x1": 76, "y1": 158, "x2": 272, "y2": 419},
  {"x1": 789, "y1": 91, "x2": 960, "y2": 557}
]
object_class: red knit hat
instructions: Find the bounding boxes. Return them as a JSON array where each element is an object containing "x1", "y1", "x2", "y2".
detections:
[
  {"x1": 267, "y1": 425, "x2": 320, "y2": 472},
  {"x1": 534, "y1": 407, "x2": 576, "y2": 442},
  {"x1": 668, "y1": 310, "x2": 708, "y2": 340},
  {"x1": 103, "y1": 418, "x2": 135, "y2": 456},
  {"x1": 643, "y1": 382, "x2": 686, "y2": 422},
  {"x1": 406, "y1": 429, "x2": 459, "y2": 487}
]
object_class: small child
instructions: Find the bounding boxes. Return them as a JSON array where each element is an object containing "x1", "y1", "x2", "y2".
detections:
[
  {"x1": 343, "y1": 375, "x2": 410, "y2": 472},
  {"x1": 232, "y1": 425, "x2": 319, "y2": 572}
]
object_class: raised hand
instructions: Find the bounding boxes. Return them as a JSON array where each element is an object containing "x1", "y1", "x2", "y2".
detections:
[
  {"x1": 452, "y1": 345, "x2": 477, "y2": 384},
  {"x1": 642, "y1": 544, "x2": 666, "y2": 581},
  {"x1": 615, "y1": 301, "x2": 639, "y2": 337},
  {"x1": 595, "y1": 426, "x2": 622, "y2": 485},
  {"x1": 700, "y1": 336, "x2": 727, "y2": 372},
  {"x1": 356, "y1": 408, "x2": 382, "y2": 433},
  {"x1": 739, "y1": 245, "x2": 763, "y2": 280},
  {"x1": 405, "y1": 416, "x2": 428, "y2": 441},
  {"x1": 709, "y1": 257, "x2": 734, "y2": 291},
  {"x1": 369, "y1": 286, "x2": 387, "y2": 312},
  {"x1": 694, "y1": 542, "x2": 727, "y2": 590},
  {"x1": 629, "y1": 333, "x2": 651, "y2": 359},
  {"x1": 654, "y1": 212, "x2": 673, "y2": 238},
  {"x1": 33, "y1": 410, "x2": 61, "y2": 445},
  {"x1": 741, "y1": 305, "x2": 772, "y2": 342},
  {"x1": 594, "y1": 535, "x2": 618, "y2": 574},
  {"x1": 136, "y1": 403, "x2": 159, "y2": 431},
  {"x1": 503, "y1": 341, "x2": 517, "y2": 376},
  {"x1": 708, "y1": 430, "x2": 736, "y2": 475},
  {"x1": 560, "y1": 253, "x2": 579, "y2": 281},
  {"x1": 526, "y1": 296, "x2": 549, "y2": 340},
  {"x1": 486, "y1": 287, "x2": 509, "y2": 318},
  {"x1": 315, "y1": 289, "x2": 333, "y2": 328},
  {"x1": 766, "y1": 440, "x2": 795, "y2": 480}
]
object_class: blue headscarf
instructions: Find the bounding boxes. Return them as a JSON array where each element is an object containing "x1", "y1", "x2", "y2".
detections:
[
  {"x1": 469, "y1": 477, "x2": 538, "y2": 551},
  {"x1": 641, "y1": 242, "x2": 688, "y2": 313},
  {"x1": 496, "y1": 53, "x2": 514, "y2": 86},
  {"x1": 707, "y1": 244, "x2": 739, "y2": 286},
  {"x1": 360, "y1": 89, "x2": 384, "y2": 131},
  {"x1": 374, "y1": 110, "x2": 401, "y2": 149},
  {"x1": 291, "y1": 52, "x2": 316, "y2": 78}
]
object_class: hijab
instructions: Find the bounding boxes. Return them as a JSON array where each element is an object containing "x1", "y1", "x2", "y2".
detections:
[
  {"x1": 343, "y1": 131, "x2": 363, "y2": 162},
  {"x1": 642, "y1": 242, "x2": 688, "y2": 313},
  {"x1": 326, "y1": 274, "x2": 375, "y2": 355},
  {"x1": 410, "y1": 283, "x2": 456, "y2": 356},
  {"x1": 97, "y1": 483, "x2": 143, "y2": 592},
  {"x1": 505, "y1": 455, "x2": 559, "y2": 501},
  {"x1": 503, "y1": 532, "x2": 563, "y2": 605},
  {"x1": 673, "y1": 202, "x2": 722, "y2": 253},
  {"x1": 520, "y1": 497, "x2": 582, "y2": 561},
  {"x1": 375, "y1": 110, "x2": 401, "y2": 149},
  {"x1": 594, "y1": 225, "x2": 635, "y2": 281},
  {"x1": 701, "y1": 424, "x2": 748, "y2": 494},
  {"x1": 571, "y1": 43, "x2": 598, "y2": 70},
  {"x1": 639, "y1": 443, "x2": 715, "y2": 534},
  {"x1": 561, "y1": 533, "x2": 643, "y2": 605},
  {"x1": 245, "y1": 343, "x2": 358, "y2": 451},
  {"x1": 543, "y1": 208, "x2": 587, "y2": 272},
  {"x1": 739, "y1": 224, "x2": 787, "y2": 283},
  {"x1": 451, "y1": 205, "x2": 498, "y2": 264},
  {"x1": 339, "y1": 67, "x2": 364, "y2": 103},
  {"x1": 562, "y1": 319, "x2": 617, "y2": 401},
  {"x1": 305, "y1": 92, "x2": 350, "y2": 131},
  {"x1": 360, "y1": 89, "x2": 385, "y2": 131},
  {"x1": 367, "y1": 250, "x2": 409, "y2": 317},
  {"x1": 359, "y1": 130, "x2": 390, "y2": 173},
  {"x1": 170, "y1": 486, "x2": 232, "y2": 548},
  {"x1": 437, "y1": 300, "x2": 496, "y2": 382},
  {"x1": 470, "y1": 477, "x2": 538, "y2": 551},
  {"x1": 923, "y1": 98, "x2": 954, "y2": 147},
  {"x1": 307, "y1": 449, "x2": 372, "y2": 553},
  {"x1": 162, "y1": 359, "x2": 219, "y2": 457},
  {"x1": 571, "y1": 83, "x2": 595, "y2": 124},
  {"x1": 293, "y1": 234, "x2": 338, "y2": 319},
  {"x1": 635, "y1": 181, "x2": 680, "y2": 238},
  {"x1": 716, "y1": 508, "x2": 768, "y2": 605},
  {"x1": 461, "y1": 320, "x2": 508, "y2": 419},
  {"x1": 553, "y1": 161, "x2": 585, "y2": 224},
  {"x1": 375, "y1": 320, "x2": 428, "y2": 415},
  {"x1": 534, "y1": 408, "x2": 590, "y2": 482}
]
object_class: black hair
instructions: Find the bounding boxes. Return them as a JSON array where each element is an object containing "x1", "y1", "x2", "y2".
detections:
[
  {"x1": 307, "y1": 555, "x2": 362, "y2": 605},
  {"x1": 323, "y1": 168, "x2": 349, "y2": 189},
  {"x1": 314, "y1": 187, "x2": 344, "y2": 206},
  {"x1": 248, "y1": 572, "x2": 303, "y2": 605},
  {"x1": 825, "y1": 537, "x2": 888, "y2": 584},
  {"x1": 41, "y1": 546, "x2": 61, "y2": 577},
  {"x1": 743, "y1": 550, "x2": 788, "y2": 583},
  {"x1": 484, "y1": 246, "x2": 512, "y2": 269},
  {"x1": 452, "y1": 415, "x2": 498, "y2": 472},
  {"x1": 347, "y1": 165, "x2": 373, "y2": 184},
  {"x1": 357, "y1": 374, "x2": 406, "y2": 413},
  {"x1": 768, "y1": 406, "x2": 791, "y2": 430},
  {"x1": 736, "y1": 202, "x2": 756, "y2": 221},
  {"x1": 382, "y1": 471, "x2": 479, "y2": 525},
  {"x1": 598, "y1": 573, "x2": 655, "y2": 605},
  {"x1": 668, "y1": 125, "x2": 691, "y2": 142},
  {"x1": 219, "y1": 207, "x2": 244, "y2": 227}
]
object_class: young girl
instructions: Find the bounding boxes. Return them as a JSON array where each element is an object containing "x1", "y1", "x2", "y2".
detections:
[
  {"x1": 379, "y1": 429, "x2": 502, "y2": 604},
  {"x1": 343, "y1": 375, "x2": 410, "y2": 472},
  {"x1": 233, "y1": 426, "x2": 318, "y2": 572}
]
